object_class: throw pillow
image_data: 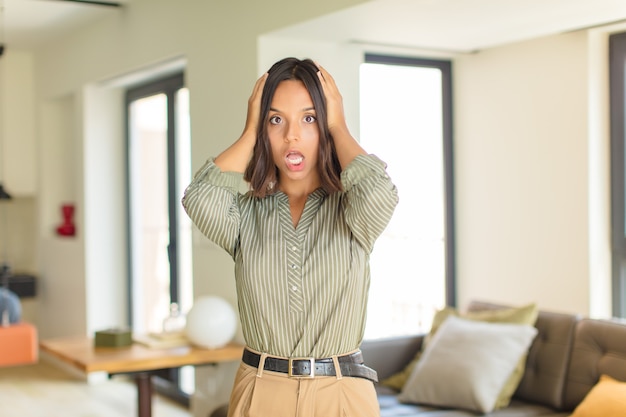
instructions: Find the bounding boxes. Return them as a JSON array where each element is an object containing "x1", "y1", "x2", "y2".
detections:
[
  {"x1": 397, "y1": 316, "x2": 538, "y2": 414},
  {"x1": 570, "y1": 374, "x2": 626, "y2": 417},
  {"x1": 437, "y1": 303, "x2": 539, "y2": 409},
  {"x1": 381, "y1": 302, "x2": 538, "y2": 402}
]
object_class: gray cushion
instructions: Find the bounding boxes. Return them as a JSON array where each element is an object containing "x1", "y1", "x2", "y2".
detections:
[{"x1": 361, "y1": 334, "x2": 423, "y2": 381}]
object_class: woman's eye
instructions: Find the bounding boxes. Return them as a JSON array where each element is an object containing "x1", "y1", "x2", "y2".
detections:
[
  {"x1": 304, "y1": 115, "x2": 317, "y2": 123},
  {"x1": 269, "y1": 115, "x2": 282, "y2": 125}
]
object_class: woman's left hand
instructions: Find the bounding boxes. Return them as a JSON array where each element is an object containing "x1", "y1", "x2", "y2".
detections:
[
  {"x1": 316, "y1": 62, "x2": 366, "y2": 167},
  {"x1": 316, "y1": 64, "x2": 348, "y2": 135}
]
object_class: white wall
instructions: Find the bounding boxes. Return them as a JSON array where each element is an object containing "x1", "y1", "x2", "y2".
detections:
[
  {"x1": 82, "y1": 84, "x2": 127, "y2": 335},
  {"x1": 453, "y1": 30, "x2": 611, "y2": 316},
  {"x1": 0, "y1": 51, "x2": 38, "y2": 296},
  {"x1": 37, "y1": 94, "x2": 87, "y2": 339},
  {"x1": 586, "y1": 26, "x2": 614, "y2": 319},
  {"x1": 1, "y1": 50, "x2": 36, "y2": 196}
]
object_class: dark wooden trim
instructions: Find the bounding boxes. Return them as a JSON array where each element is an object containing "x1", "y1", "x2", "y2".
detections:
[
  {"x1": 124, "y1": 72, "x2": 185, "y2": 320},
  {"x1": 609, "y1": 32, "x2": 626, "y2": 318},
  {"x1": 166, "y1": 86, "x2": 179, "y2": 303}
]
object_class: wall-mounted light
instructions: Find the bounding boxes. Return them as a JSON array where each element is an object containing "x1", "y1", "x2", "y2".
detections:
[{"x1": 50, "y1": 0, "x2": 122, "y2": 7}]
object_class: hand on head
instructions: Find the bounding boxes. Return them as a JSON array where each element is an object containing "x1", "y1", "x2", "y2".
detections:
[
  {"x1": 315, "y1": 64, "x2": 348, "y2": 136},
  {"x1": 244, "y1": 61, "x2": 347, "y2": 139},
  {"x1": 243, "y1": 72, "x2": 268, "y2": 137}
]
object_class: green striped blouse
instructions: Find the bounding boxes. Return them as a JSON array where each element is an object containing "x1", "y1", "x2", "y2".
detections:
[{"x1": 182, "y1": 154, "x2": 398, "y2": 358}]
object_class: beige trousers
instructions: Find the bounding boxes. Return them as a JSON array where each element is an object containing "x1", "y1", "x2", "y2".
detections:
[{"x1": 226, "y1": 362, "x2": 380, "y2": 417}]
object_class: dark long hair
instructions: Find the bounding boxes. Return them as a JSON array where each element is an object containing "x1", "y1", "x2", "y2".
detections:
[{"x1": 244, "y1": 57, "x2": 343, "y2": 197}]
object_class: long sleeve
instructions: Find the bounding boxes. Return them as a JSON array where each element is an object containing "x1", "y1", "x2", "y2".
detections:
[
  {"x1": 181, "y1": 158, "x2": 244, "y2": 258},
  {"x1": 340, "y1": 154, "x2": 399, "y2": 253}
]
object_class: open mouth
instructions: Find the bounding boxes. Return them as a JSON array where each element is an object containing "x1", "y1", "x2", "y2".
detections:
[{"x1": 285, "y1": 151, "x2": 304, "y2": 167}]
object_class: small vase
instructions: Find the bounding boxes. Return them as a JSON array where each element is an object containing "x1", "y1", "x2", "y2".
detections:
[{"x1": 56, "y1": 204, "x2": 76, "y2": 237}]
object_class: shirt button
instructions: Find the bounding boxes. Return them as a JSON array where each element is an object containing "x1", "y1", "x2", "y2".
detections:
[
  {"x1": 292, "y1": 285, "x2": 298, "y2": 291},
  {"x1": 291, "y1": 245, "x2": 297, "y2": 251},
  {"x1": 291, "y1": 264, "x2": 297, "y2": 269}
]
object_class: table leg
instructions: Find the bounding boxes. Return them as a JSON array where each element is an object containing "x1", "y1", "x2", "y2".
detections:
[{"x1": 135, "y1": 372, "x2": 153, "y2": 417}]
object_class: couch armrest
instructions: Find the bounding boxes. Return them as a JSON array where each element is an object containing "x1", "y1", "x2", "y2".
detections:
[
  {"x1": 563, "y1": 318, "x2": 626, "y2": 411},
  {"x1": 360, "y1": 334, "x2": 424, "y2": 381}
]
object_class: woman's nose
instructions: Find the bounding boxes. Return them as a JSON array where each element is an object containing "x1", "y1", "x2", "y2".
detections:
[{"x1": 285, "y1": 122, "x2": 300, "y2": 142}]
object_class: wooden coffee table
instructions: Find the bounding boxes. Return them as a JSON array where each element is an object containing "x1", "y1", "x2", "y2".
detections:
[{"x1": 40, "y1": 336, "x2": 243, "y2": 417}]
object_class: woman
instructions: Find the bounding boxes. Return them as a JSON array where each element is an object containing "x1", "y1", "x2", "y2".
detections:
[{"x1": 182, "y1": 57, "x2": 398, "y2": 417}]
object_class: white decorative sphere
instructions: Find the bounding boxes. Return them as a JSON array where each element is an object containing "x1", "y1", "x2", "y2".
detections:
[{"x1": 185, "y1": 296, "x2": 237, "y2": 349}]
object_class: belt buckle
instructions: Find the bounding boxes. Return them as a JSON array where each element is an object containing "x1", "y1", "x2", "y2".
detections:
[{"x1": 288, "y1": 357, "x2": 315, "y2": 378}]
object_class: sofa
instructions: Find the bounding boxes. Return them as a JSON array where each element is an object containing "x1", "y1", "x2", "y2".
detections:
[
  {"x1": 209, "y1": 301, "x2": 626, "y2": 417},
  {"x1": 361, "y1": 301, "x2": 626, "y2": 416}
]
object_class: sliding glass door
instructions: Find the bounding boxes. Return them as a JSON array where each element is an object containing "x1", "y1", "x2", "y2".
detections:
[
  {"x1": 360, "y1": 54, "x2": 455, "y2": 338},
  {"x1": 126, "y1": 73, "x2": 194, "y2": 401}
]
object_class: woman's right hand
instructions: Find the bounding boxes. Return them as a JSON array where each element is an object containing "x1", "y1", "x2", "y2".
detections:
[
  {"x1": 242, "y1": 72, "x2": 268, "y2": 137},
  {"x1": 215, "y1": 73, "x2": 268, "y2": 173}
]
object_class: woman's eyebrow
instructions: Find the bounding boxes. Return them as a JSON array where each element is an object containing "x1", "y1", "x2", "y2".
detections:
[{"x1": 269, "y1": 107, "x2": 316, "y2": 112}]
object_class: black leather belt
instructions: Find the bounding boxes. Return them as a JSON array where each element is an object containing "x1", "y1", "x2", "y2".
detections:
[{"x1": 242, "y1": 348, "x2": 378, "y2": 383}]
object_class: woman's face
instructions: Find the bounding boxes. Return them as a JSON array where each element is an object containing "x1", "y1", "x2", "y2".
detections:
[{"x1": 267, "y1": 80, "x2": 321, "y2": 189}]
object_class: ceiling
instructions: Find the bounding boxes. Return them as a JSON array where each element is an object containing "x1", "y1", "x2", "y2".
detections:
[
  {"x1": 3, "y1": 0, "x2": 626, "y2": 52},
  {"x1": 268, "y1": 0, "x2": 626, "y2": 54},
  {"x1": 1, "y1": 0, "x2": 126, "y2": 49}
]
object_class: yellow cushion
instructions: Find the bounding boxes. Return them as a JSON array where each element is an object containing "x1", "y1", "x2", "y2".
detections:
[
  {"x1": 381, "y1": 302, "x2": 538, "y2": 409},
  {"x1": 570, "y1": 375, "x2": 626, "y2": 417}
]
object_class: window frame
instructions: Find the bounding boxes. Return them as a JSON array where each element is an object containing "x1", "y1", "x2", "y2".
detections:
[
  {"x1": 609, "y1": 32, "x2": 626, "y2": 318},
  {"x1": 125, "y1": 72, "x2": 185, "y2": 316},
  {"x1": 124, "y1": 72, "x2": 190, "y2": 405},
  {"x1": 364, "y1": 53, "x2": 456, "y2": 307}
]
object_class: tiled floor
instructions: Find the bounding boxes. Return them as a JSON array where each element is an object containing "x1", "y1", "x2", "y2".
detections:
[{"x1": 0, "y1": 361, "x2": 191, "y2": 417}]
